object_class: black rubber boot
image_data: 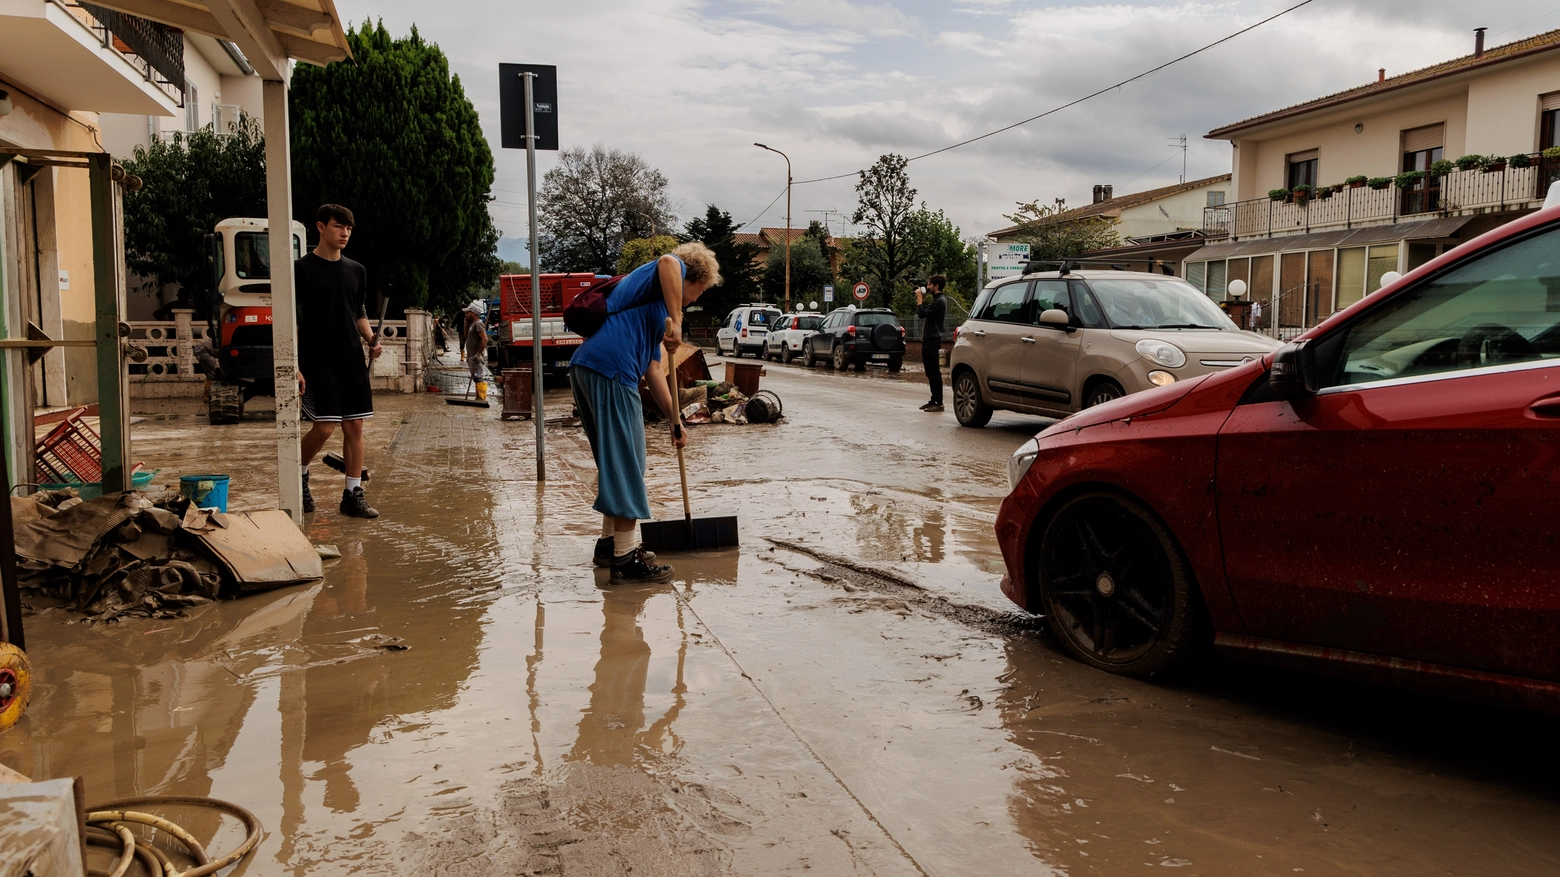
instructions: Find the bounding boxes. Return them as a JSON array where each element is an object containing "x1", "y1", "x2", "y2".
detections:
[
  {"x1": 302, "y1": 470, "x2": 315, "y2": 513},
  {"x1": 340, "y1": 487, "x2": 380, "y2": 519}
]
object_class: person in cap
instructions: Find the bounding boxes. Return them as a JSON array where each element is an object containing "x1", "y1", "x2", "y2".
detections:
[
  {"x1": 570, "y1": 242, "x2": 721, "y2": 582},
  {"x1": 463, "y1": 300, "x2": 489, "y2": 401}
]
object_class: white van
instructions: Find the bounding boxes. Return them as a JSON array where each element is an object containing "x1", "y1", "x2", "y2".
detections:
[{"x1": 716, "y1": 305, "x2": 784, "y2": 358}]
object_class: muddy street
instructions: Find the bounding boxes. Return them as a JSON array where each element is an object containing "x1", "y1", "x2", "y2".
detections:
[{"x1": 9, "y1": 361, "x2": 1560, "y2": 876}]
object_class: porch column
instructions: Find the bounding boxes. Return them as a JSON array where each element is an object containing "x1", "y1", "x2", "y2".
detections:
[
  {"x1": 90, "y1": 154, "x2": 130, "y2": 493},
  {"x1": 263, "y1": 76, "x2": 303, "y2": 524},
  {"x1": 172, "y1": 307, "x2": 194, "y2": 375}
]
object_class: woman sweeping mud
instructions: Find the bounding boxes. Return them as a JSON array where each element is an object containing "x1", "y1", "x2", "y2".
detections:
[{"x1": 570, "y1": 243, "x2": 721, "y2": 582}]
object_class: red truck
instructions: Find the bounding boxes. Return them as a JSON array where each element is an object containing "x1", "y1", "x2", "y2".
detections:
[{"x1": 493, "y1": 273, "x2": 603, "y2": 374}]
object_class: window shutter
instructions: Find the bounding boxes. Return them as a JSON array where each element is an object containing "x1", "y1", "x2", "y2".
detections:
[
  {"x1": 1401, "y1": 124, "x2": 1444, "y2": 154},
  {"x1": 1207, "y1": 261, "x2": 1227, "y2": 302},
  {"x1": 1542, "y1": 92, "x2": 1560, "y2": 111},
  {"x1": 1287, "y1": 149, "x2": 1319, "y2": 164}
]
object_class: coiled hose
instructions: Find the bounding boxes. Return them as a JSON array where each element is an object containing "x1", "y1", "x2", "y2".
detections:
[{"x1": 82, "y1": 796, "x2": 262, "y2": 877}]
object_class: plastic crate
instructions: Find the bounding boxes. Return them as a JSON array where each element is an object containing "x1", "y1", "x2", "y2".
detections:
[{"x1": 35, "y1": 410, "x2": 101, "y2": 484}]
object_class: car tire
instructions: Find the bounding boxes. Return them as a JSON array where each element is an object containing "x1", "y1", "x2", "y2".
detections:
[
  {"x1": 1084, "y1": 379, "x2": 1125, "y2": 408},
  {"x1": 1033, "y1": 491, "x2": 1209, "y2": 680},
  {"x1": 833, "y1": 344, "x2": 847, "y2": 371},
  {"x1": 782, "y1": 345, "x2": 794, "y2": 364},
  {"x1": 952, "y1": 370, "x2": 992, "y2": 428},
  {"x1": 803, "y1": 341, "x2": 816, "y2": 367}
]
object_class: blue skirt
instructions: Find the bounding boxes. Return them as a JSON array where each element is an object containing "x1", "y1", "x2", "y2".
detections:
[{"x1": 571, "y1": 365, "x2": 651, "y2": 521}]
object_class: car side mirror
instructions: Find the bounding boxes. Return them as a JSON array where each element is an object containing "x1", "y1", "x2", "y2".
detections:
[
  {"x1": 1269, "y1": 340, "x2": 1320, "y2": 398},
  {"x1": 1038, "y1": 308, "x2": 1073, "y2": 331}
]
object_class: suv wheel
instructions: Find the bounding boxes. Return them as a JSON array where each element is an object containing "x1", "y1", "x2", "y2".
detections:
[
  {"x1": 803, "y1": 341, "x2": 816, "y2": 367},
  {"x1": 953, "y1": 370, "x2": 992, "y2": 428},
  {"x1": 1084, "y1": 379, "x2": 1125, "y2": 408},
  {"x1": 1034, "y1": 491, "x2": 1209, "y2": 679},
  {"x1": 832, "y1": 344, "x2": 847, "y2": 371},
  {"x1": 781, "y1": 344, "x2": 794, "y2": 364}
]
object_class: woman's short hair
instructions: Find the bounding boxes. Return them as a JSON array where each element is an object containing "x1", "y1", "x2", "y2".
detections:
[{"x1": 673, "y1": 242, "x2": 722, "y2": 287}]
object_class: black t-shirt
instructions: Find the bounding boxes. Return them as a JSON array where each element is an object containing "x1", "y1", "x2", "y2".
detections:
[
  {"x1": 917, "y1": 293, "x2": 948, "y2": 341},
  {"x1": 295, "y1": 252, "x2": 368, "y2": 371}
]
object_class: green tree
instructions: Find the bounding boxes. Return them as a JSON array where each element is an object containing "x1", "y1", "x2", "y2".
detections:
[
  {"x1": 121, "y1": 113, "x2": 267, "y2": 313},
  {"x1": 848, "y1": 154, "x2": 932, "y2": 309},
  {"x1": 536, "y1": 145, "x2": 676, "y2": 275},
  {"x1": 1002, "y1": 200, "x2": 1122, "y2": 261},
  {"x1": 615, "y1": 235, "x2": 679, "y2": 275},
  {"x1": 289, "y1": 21, "x2": 500, "y2": 315},
  {"x1": 887, "y1": 209, "x2": 978, "y2": 318},
  {"x1": 761, "y1": 225, "x2": 831, "y2": 306},
  {"x1": 681, "y1": 205, "x2": 760, "y2": 327}
]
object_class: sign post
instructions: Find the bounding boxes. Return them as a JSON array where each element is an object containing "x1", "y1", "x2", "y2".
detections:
[
  {"x1": 852, "y1": 282, "x2": 869, "y2": 302},
  {"x1": 500, "y1": 63, "x2": 558, "y2": 480},
  {"x1": 823, "y1": 284, "x2": 834, "y2": 305}
]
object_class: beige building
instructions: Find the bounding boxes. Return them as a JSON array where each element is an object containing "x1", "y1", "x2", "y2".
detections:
[
  {"x1": 988, "y1": 175, "x2": 1231, "y2": 245},
  {"x1": 99, "y1": 32, "x2": 264, "y2": 159},
  {"x1": 1188, "y1": 28, "x2": 1560, "y2": 335}
]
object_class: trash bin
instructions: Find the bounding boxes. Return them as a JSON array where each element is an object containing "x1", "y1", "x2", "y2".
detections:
[
  {"x1": 180, "y1": 474, "x2": 230, "y2": 511},
  {"x1": 724, "y1": 362, "x2": 764, "y2": 397},
  {"x1": 501, "y1": 367, "x2": 534, "y2": 421}
]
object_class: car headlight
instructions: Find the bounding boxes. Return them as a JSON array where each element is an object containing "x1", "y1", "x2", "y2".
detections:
[
  {"x1": 1147, "y1": 369, "x2": 1176, "y2": 386},
  {"x1": 1008, "y1": 438, "x2": 1041, "y2": 490},
  {"x1": 1135, "y1": 339, "x2": 1186, "y2": 369}
]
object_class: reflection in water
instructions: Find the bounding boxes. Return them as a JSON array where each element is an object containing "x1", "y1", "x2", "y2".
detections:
[{"x1": 570, "y1": 584, "x2": 687, "y2": 768}]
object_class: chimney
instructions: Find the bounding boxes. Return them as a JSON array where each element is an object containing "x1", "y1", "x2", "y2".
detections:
[
  {"x1": 1475, "y1": 27, "x2": 1486, "y2": 58},
  {"x1": 1093, "y1": 184, "x2": 1113, "y2": 204},
  {"x1": 1377, "y1": 68, "x2": 1386, "y2": 83}
]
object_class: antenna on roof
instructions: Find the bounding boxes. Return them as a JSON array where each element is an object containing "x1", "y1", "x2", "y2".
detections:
[{"x1": 1168, "y1": 134, "x2": 1187, "y2": 184}]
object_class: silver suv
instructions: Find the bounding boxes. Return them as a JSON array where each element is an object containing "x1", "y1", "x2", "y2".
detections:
[{"x1": 949, "y1": 267, "x2": 1278, "y2": 427}]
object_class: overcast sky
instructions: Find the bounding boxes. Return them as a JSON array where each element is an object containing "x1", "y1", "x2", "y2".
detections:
[{"x1": 333, "y1": 0, "x2": 1560, "y2": 258}]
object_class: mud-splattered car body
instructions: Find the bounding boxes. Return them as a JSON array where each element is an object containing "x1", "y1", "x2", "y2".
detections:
[{"x1": 996, "y1": 203, "x2": 1560, "y2": 712}]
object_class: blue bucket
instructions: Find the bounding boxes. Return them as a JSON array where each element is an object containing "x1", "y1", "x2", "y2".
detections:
[{"x1": 180, "y1": 474, "x2": 231, "y2": 512}]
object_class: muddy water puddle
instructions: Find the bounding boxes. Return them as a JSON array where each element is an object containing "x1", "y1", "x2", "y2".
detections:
[{"x1": 8, "y1": 389, "x2": 1560, "y2": 875}]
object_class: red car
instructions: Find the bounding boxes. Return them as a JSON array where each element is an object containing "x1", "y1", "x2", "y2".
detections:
[{"x1": 996, "y1": 200, "x2": 1560, "y2": 711}]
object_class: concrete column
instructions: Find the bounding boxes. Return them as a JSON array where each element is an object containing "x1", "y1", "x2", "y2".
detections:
[
  {"x1": 263, "y1": 76, "x2": 303, "y2": 525},
  {"x1": 405, "y1": 307, "x2": 426, "y2": 393},
  {"x1": 90, "y1": 155, "x2": 129, "y2": 493},
  {"x1": 172, "y1": 308, "x2": 194, "y2": 376}
]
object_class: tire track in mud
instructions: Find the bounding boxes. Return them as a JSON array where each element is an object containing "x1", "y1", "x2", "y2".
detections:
[{"x1": 764, "y1": 538, "x2": 1050, "y2": 638}]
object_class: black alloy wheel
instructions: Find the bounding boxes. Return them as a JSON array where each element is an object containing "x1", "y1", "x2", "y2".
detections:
[
  {"x1": 1084, "y1": 379, "x2": 1124, "y2": 408},
  {"x1": 953, "y1": 370, "x2": 992, "y2": 427},
  {"x1": 1035, "y1": 492, "x2": 1207, "y2": 678},
  {"x1": 833, "y1": 344, "x2": 848, "y2": 371}
]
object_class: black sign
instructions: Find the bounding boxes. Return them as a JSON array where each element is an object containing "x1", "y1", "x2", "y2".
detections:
[{"x1": 499, "y1": 64, "x2": 558, "y2": 151}]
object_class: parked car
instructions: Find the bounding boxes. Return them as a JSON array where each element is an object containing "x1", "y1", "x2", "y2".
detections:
[
  {"x1": 949, "y1": 269, "x2": 1278, "y2": 427},
  {"x1": 764, "y1": 312, "x2": 824, "y2": 362},
  {"x1": 995, "y1": 201, "x2": 1560, "y2": 711},
  {"x1": 803, "y1": 307, "x2": 905, "y2": 372},
  {"x1": 716, "y1": 304, "x2": 784, "y2": 358}
]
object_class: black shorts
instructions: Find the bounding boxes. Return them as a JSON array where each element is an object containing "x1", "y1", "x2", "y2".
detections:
[{"x1": 301, "y1": 362, "x2": 373, "y2": 423}]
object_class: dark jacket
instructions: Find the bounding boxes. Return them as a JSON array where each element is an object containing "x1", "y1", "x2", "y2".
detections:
[{"x1": 917, "y1": 293, "x2": 948, "y2": 341}]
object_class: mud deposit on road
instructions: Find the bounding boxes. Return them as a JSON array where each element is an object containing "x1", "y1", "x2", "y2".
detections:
[{"x1": 8, "y1": 371, "x2": 1560, "y2": 876}]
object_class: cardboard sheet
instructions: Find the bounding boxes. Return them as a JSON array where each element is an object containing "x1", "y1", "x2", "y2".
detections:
[{"x1": 189, "y1": 509, "x2": 324, "y2": 591}]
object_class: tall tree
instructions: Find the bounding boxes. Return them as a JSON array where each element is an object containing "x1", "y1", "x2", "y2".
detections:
[
  {"x1": 681, "y1": 205, "x2": 760, "y2": 326},
  {"x1": 121, "y1": 113, "x2": 267, "y2": 312},
  {"x1": 615, "y1": 235, "x2": 678, "y2": 274},
  {"x1": 537, "y1": 145, "x2": 676, "y2": 275},
  {"x1": 761, "y1": 227, "x2": 831, "y2": 305},
  {"x1": 848, "y1": 154, "x2": 931, "y2": 309},
  {"x1": 1003, "y1": 200, "x2": 1122, "y2": 261},
  {"x1": 289, "y1": 21, "x2": 500, "y2": 314}
]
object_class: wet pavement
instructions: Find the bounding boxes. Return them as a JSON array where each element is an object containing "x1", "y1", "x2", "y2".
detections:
[{"x1": 7, "y1": 359, "x2": 1560, "y2": 875}]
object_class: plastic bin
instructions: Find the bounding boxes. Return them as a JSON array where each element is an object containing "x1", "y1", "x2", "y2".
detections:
[
  {"x1": 179, "y1": 474, "x2": 230, "y2": 511},
  {"x1": 40, "y1": 468, "x2": 157, "y2": 500}
]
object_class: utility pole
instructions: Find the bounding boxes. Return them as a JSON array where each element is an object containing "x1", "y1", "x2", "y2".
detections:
[{"x1": 755, "y1": 143, "x2": 792, "y2": 311}]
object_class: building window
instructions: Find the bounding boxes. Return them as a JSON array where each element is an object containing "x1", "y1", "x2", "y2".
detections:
[
  {"x1": 1365, "y1": 244, "x2": 1399, "y2": 295},
  {"x1": 1400, "y1": 124, "x2": 1444, "y2": 215},
  {"x1": 185, "y1": 82, "x2": 199, "y2": 131},
  {"x1": 1206, "y1": 190, "x2": 1226, "y2": 207},
  {"x1": 1541, "y1": 93, "x2": 1560, "y2": 188},
  {"x1": 1285, "y1": 150, "x2": 1318, "y2": 190}
]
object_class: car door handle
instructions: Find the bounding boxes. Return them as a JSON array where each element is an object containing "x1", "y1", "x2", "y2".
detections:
[
  {"x1": 1530, "y1": 396, "x2": 1560, "y2": 418},
  {"x1": 972, "y1": 330, "x2": 986, "y2": 337},
  {"x1": 1020, "y1": 336, "x2": 1036, "y2": 344}
]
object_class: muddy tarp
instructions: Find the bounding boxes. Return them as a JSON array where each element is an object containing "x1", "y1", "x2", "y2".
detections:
[{"x1": 189, "y1": 509, "x2": 323, "y2": 592}]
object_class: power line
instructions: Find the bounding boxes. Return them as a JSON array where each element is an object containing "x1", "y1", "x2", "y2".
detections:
[
  {"x1": 792, "y1": 0, "x2": 1318, "y2": 186},
  {"x1": 736, "y1": 187, "x2": 789, "y2": 232}
]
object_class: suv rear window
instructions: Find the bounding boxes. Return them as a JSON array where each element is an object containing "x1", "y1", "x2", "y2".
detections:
[
  {"x1": 856, "y1": 313, "x2": 899, "y2": 327},
  {"x1": 796, "y1": 315, "x2": 822, "y2": 330},
  {"x1": 750, "y1": 310, "x2": 781, "y2": 325}
]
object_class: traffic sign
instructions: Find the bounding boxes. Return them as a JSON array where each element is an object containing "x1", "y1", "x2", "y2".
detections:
[
  {"x1": 852, "y1": 282, "x2": 869, "y2": 301},
  {"x1": 823, "y1": 284, "x2": 834, "y2": 303}
]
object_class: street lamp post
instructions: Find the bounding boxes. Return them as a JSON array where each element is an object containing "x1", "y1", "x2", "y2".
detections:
[{"x1": 754, "y1": 143, "x2": 792, "y2": 311}]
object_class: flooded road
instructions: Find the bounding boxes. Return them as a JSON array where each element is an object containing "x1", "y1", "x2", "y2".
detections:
[{"x1": 8, "y1": 359, "x2": 1560, "y2": 875}]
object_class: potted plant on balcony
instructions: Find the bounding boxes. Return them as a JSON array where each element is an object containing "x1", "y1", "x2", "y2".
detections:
[
  {"x1": 1345, "y1": 175, "x2": 1369, "y2": 189},
  {"x1": 1367, "y1": 176, "x2": 1393, "y2": 190},
  {"x1": 1507, "y1": 153, "x2": 1533, "y2": 169},
  {"x1": 1454, "y1": 154, "x2": 1483, "y2": 172},
  {"x1": 1291, "y1": 184, "x2": 1314, "y2": 204},
  {"x1": 1268, "y1": 188, "x2": 1290, "y2": 202},
  {"x1": 1394, "y1": 170, "x2": 1426, "y2": 190},
  {"x1": 1482, "y1": 154, "x2": 1507, "y2": 173},
  {"x1": 1317, "y1": 184, "x2": 1335, "y2": 200},
  {"x1": 1544, "y1": 146, "x2": 1560, "y2": 161},
  {"x1": 1429, "y1": 159, "x2": 1455, "y2": 177}
]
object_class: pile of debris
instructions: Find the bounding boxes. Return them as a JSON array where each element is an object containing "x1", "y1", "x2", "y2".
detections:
[
  {"x1": 678, "y1": 382, "x2": 783, "y2": 425},
  {"x1": 13, "y1": 489, "x2": 323, "y2": 622}
]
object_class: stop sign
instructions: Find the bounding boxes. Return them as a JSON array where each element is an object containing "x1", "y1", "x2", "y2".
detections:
[{"x1": 852, "y1": 282, "x2": 869, "y2": 301}]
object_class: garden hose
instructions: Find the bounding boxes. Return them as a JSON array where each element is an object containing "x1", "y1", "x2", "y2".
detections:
[{"x1": 83, "y1": 796, "x2": 262, "y2": 877}]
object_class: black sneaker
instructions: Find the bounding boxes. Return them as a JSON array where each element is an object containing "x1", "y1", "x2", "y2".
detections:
[
  {"x1": 594, "y1": 538, "x2": 655, "y2": 568},
  {"x1": 924, "y1": 403, "x2": 944, "y2": 412},
  {"x1": 610, "y1": 547, "x2": 674, "y2": 583},
  {"x1": 919, "y1": 401, "x2": 934, "y2": 410},
  {"x1": 340, "y1": 487, "x2": 380, "y2": 519},
  {"x1": 302, "y1": 470, "x2": 315, "y2": 513}
]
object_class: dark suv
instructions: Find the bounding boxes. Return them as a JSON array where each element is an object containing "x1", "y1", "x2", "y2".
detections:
[{"x1": 803, "y1": 307, "x2": 905, "y2": 372}]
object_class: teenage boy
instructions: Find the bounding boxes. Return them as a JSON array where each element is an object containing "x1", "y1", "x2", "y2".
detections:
[
  {"x1": 916, "y1": 275, "x2": 948, "y2": 412},
  {"x1": 296, "y1": 204, "x2": 382, "y2": 519}
]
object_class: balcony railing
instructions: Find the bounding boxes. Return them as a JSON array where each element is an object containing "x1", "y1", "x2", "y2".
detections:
[
  {"x1": 1203, "y1": 156, "x2": 1559, "y2": 242},
  {"x1": 68, "y1": 1, "x2": 184, "y2": 105}
]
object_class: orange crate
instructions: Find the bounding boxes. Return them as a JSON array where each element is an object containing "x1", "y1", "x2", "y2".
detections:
[{"x1": 35, "y1": 409, "x2": 101, "y2": 484}]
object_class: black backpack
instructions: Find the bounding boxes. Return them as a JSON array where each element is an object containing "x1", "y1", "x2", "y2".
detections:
[{"x1": 562, "y1": 270, "x2": 664, "y2": 337}]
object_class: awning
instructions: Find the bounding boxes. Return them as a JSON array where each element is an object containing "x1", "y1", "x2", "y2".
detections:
[
  {"x1": 1184, "y1": 216, "x2": 1474, "y2": 262},
  {"x1": 83, "y1": 0, "x2": 351, "y2": 79}
]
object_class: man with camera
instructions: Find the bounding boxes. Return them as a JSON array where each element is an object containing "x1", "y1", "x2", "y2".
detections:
[{"x1": 915, "y1": 274, "x2": 948, "y2": 412}]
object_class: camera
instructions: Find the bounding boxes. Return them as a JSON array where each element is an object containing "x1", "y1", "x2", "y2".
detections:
[{"x1": 910, "y1": 277, "x2": 927, "y2": 289}]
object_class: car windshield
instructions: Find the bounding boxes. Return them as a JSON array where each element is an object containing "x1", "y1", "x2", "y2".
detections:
[
  {"x1": 1087, "y1": 278, "x2": 1236, "y2": 330},
  {"x1": 233, "y1": 232, "x2": 301, "y2": 280},
  {"x1": 796, "y1": 315, "x2": 822, "y2": 330},
  {"x1": 856, "y1": 314, "x2": 898, "y2": 327}
]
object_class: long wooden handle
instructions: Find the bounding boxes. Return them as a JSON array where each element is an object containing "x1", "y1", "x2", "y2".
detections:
[{"x1": 664, "y1": 318, "x2": 692, "y2": 524}]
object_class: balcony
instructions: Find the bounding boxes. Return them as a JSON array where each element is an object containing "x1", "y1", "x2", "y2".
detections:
[
  {"x1": 0, "y1": 0, "x2": 183, "y2": 116},
  {"x1": 1203, "y1": 157, "x2": 1558, "y2": 242}
]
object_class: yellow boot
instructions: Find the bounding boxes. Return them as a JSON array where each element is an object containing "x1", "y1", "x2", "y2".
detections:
[{"x1": 475, "y1": 381, "x2": 488, "y2": 401}]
